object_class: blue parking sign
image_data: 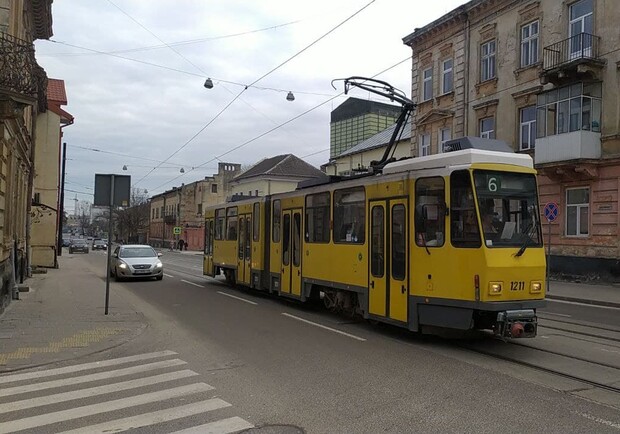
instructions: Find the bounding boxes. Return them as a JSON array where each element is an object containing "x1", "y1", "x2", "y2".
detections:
[{"x1": 543, "y1": 202, "x2": 559, "y2": 222}]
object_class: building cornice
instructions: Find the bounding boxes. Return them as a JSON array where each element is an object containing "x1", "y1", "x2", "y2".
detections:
[{"x1": 31, "y1": 0, "x2": 53, "y2": 40}]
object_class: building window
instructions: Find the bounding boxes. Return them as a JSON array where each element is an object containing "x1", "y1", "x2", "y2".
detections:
[
  {"x1": 422, "y1": 67, "x2": 433, "y2": 101},
  {"x1": 520, "y1": 21, "x2": 539, "y2": 67},
  {"x1": 566, "y1": 187, "x2": 589, "y2": 237},
  {"x1": 441, "y1": 59, "x2": 453, "y2": 94},
  {"x1": 569, "y1": 0, "x2": 593, "y2": 58},
  {"x1": 420, "y1": 133, "x2": 431, "y2": 157},
  {"x1": 480, "y1": 40, "x2": 496, "y2": 82},
  {"x1": 333, "y1": 187, "x2": 365, "y2": 244},
  {"x1": 211, "y1": 184, "x2": 217, "y2": 193},
  {"x1": 152, "y1": 209, "x2": 155, "y2": 219},
  {"x1": 536, "y1": 82, "x2": 601, "y2": 138},
  {"x1": 439, "y1": 128, "x2": 451, "y2": 153},
  {"x1": 520, "y1": 106, "x2": 537, "y2": 150},
  {"x1": 480, "y1": 117, "x2": 495, "y2": 139},
  {"x1": 197, "y1": 204, "x2": 202, "y2": 215},
  {"x1": 305, "y1": 192, "x2": 330, "y2": 243}
]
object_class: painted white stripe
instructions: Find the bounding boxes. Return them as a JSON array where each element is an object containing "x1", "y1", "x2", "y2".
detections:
[
  {"x1": 547, "y1": 298, "x2": 620, "y2": 311},
  {"x1": 164, "y1": 273, "x2": 175, "y2": 278},
  {"x1": 0, "y1": 350, "x2": 176, "y2": 384},
  {"x1": 170, "y1": 416, "x2": 254, "y2": 434},
  {"x1": 0, "y1": 383, "x2": 213, "y2": 433},
  {"x1": 0, "y1": 359, "x2": 186, "y2": 397},
  {"x1": 217, "y1": 291, "x2": 258, "y2": 305},
  {"x1": 181, "y1": 279, "x2": 204, "y2": 288},
  {"x1": 59, "y1": 399, "x2": 232, "y2": 434},
  {"x1": 282, "y1": 313, "x2": 366, "y2": 342},
  {"x1": 540, "y1": 311, "x2": 572, "y2": 318},
  {"x1": 0, "y1": 370, "x2": 201, "y2": 414},
  {"x1": 577, "y1": 412, "x2": 620, "y2": 430}
]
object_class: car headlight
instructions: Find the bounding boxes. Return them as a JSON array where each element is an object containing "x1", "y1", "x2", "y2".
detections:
[
  {"x1": 119, "y1": 262, "x2": 128, "y2": 269},
  {"x1": 155, "y1": 261, "x2": 163, "y2": 268},
  {"x1": 488, "y1": 282, "x2": 503, "y2": 295},
  {"x1": 530, "y1": 281, "x2": 542, "y2": 293}
]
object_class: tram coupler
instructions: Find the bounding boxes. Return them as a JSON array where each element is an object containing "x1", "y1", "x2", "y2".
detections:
[{"x1": 496, "y1": 309, "x2": 537, "y2": 338}]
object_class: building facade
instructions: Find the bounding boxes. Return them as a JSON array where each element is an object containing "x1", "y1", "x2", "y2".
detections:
[
  {"x1": 31, "y1": 79, "x2": 73, "y2": 268},
  {"x1": 149, "y1": 162, "x2": 240, "y2": 250},
  {"x1": 330, "y1": 97, "x2": 401, "y2": 158},
  {"x1": 0, "y1": 0, "x2": 52, "y2": 312},
  {"x1": 403, "y1": 0, "x2": 620, "y2": 278}
]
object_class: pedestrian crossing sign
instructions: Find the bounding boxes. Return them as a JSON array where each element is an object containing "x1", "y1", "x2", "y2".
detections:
[{"x1": 173, "y1": 226, "x2": 182, "y2": 235}]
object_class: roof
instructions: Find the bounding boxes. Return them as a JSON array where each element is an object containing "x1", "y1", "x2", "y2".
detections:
[
  {"x1": 47, "y1": 79, "x2": 67, "y2": 104},
  {"x1": 336, "y1": 122, "x2": 412, "y2": 158},
  {"x1": 234, "y1": 154, "x2": 327, "y2": 182},
  {"x1": 331, "y1": 97, "x2": 401, "y2": 123}
]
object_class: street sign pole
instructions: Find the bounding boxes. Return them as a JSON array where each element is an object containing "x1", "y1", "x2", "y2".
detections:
[
  {"x1": 547, "y1": 219, "x2": 551, "y2": 294},
  {"x1": 543, "y1": 202, "x2": 559, "y2": 295},
  {"x1": 105, "y1": 175, "x2": 115, "y2": 315}
]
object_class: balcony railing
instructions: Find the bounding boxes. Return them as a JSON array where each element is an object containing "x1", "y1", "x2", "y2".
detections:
[
  {"x1": 163, "y1": 214, "x2": 176, "y2": 224},
  {"x1": 0, "y1": 33, "x2": 38, "y2": 100},
  {"x1": 543, "y1": 33, "x2": 601, "y2": 72}
]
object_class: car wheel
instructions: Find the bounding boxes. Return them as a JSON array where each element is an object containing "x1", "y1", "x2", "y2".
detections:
[
  {"x1": 156, "y1": 275, "x2": 163, "y2": 281},
  {"x1": 69, "y1": 249, "x2": 73, "y2": 254},
  {"x1": 114, "y1": 268, "x2": 122, "y2": 282}
]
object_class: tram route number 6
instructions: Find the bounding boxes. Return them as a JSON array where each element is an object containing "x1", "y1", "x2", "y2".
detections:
[{"x1": 488, "y1": 176, "x2": 499, "y2": 192}]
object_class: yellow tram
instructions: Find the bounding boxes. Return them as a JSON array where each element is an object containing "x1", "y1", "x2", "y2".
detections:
[
  {"x1": 204, "y1": 145, "x2": 546, "y2": 338},
  {"x1": 204, "y1": 77, "x2": 545, "y2": 338}
]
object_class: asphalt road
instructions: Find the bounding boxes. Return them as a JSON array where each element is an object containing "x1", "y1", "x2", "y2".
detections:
[{"x1": 25, "y1": 250, "x2": 618, "y2": 433}]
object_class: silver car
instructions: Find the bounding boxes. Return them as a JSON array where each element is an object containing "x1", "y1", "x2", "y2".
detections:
[{"x1": 110, "y1": 244, "x2": 163, "y2": 281}]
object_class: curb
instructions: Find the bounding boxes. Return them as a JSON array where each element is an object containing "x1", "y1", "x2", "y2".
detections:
[{"x1": 546, "y1": 294, "x2": 620, "y2": 309}]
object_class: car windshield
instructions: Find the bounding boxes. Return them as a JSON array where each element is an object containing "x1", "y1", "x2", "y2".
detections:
[
  {"x1": 94, "y1": 240, "x2": 105, "y2": 245},
  {"x1": 73, "y1": 240, "x2": 87, "y2": 245},
  {"x1": 473, "y1": 170, "x2": 542, "y2": 248},
  {"x1": 120, "y1": 247, "x2": 157, "y2": 258}
]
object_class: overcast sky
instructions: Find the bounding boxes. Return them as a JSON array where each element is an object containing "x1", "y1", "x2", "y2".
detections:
[{"x1": 35, "y1": 0, "x2": 465, "y2": 213}]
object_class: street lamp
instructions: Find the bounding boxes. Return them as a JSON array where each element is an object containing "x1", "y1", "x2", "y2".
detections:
[
  {"x1": 204, "y1": 78, "x2": 214, "y2": 89},
  {"x1": 286, "y1": 91, "x2": 295, "y2": 101}
]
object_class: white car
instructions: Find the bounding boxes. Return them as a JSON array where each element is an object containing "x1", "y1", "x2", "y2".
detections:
[{"x1": 110, "y1": 244, "x2": 163, "y2": 281}]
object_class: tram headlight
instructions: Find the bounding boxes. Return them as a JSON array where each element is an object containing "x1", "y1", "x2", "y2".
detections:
[
  {"x1": 488, "y1": 282, "x2": 503, "y2": 295},
  {"x1": 530, "y1": 281, "x2": 542, "y2": 293}
]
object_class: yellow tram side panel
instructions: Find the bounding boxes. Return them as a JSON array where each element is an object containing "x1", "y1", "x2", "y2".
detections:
[
  {"x1": 251, "y1": 200, "x2": 266, "y2": 272},
  {"x1": 203, "y1": 208, "x2": 216, "y2": 276},
  {"x1": 269, "y1": 195, "x2": 303, "y2": 276}
]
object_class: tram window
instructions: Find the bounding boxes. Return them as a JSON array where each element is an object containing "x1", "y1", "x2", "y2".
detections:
[
  {"x1": 334, "y1": 187, "x2": 365, "y2": 244},
  {"x1": 238, "y1": 218, "x2": 245, "y2": 260},
  {"x1": 415, "y1": 177, "x2": 445, "y2": 247},
  {"x1": 283, "y1": 214, "x2": 291, "y2": 265},
  {"x1": 392, "y1": 205, "x2": 406, "y2": 280},
  {"x1": 293, "y1": 213, "x2": 301, "y2": 267},
  {"x1": 371, "y1": 206, "x2": 384, "y2": 278},
  {"x1": 450, "y1": 170, "x2": 481, "y2": 247},
  {"x1": 305, "y1": 192, "x2": 330, "y2": 243},
  {"x1": 272, "y1": 200, "x2": 281, "y2": 243},
  {"x1": 215, "y1": 209, "x2": 225, "y2": 240},
  {"x1": 208, "y1": 220, "x2": 213, "y2": 254},
  {"x1": 253, "y1": 202, "x2": 260, "y2": 242},
  {"x1": 226, "y1": 207, "x2": 238, "y2": 241}
]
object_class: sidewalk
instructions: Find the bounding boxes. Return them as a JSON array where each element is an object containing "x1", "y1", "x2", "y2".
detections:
[
  {"x1": 0, "y1": 254, "x2": 147, "y2": 373},
  {"x1": 548, "y1": 280, "x2": 620, "y2": 308}
]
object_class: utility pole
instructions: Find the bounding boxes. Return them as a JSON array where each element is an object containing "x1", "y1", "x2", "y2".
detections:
[{"x1": 57, "y1": 142, "x2": 67, "y2": 257}]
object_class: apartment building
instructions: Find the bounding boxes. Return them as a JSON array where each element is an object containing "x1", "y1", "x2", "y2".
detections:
[{"x1": 403, "y1": 0, "x2": 620, "y2": 277}]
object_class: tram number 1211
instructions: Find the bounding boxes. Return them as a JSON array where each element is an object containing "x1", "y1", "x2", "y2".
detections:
[{"x1": 510, "y1": 281, "x2": 525, "y2": 291}]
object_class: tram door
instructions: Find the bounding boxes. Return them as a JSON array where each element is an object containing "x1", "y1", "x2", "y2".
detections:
[
  {"x1": 281, "y1": 209, "x2": 302, "y2": 296},
  {"x1": 237, "y1": 214, "x2": 252, "y2": 285},
  {"x1": 368, "y1": 199, "x2": 408, "y2": 323},
  {"x1": 204, "y1": 218, "x2": 214, "y2": 277}
]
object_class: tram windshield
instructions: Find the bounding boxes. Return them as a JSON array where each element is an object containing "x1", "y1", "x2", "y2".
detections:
[{"x1": 473, "y1": 170, "x2": 542, "y2": 248}]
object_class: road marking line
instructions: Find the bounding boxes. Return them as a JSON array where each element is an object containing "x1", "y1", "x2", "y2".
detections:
[
  {"x1": 601, "y1": 348, "x2": 620, "y2": 354},
  {"x1": 0, "y1": 359, "x2": 186, "y2": 397},
  {"x1": 576, "y1": 412, "x2": 620, "y2": 430},
  {"x1": 540, "y1": 312, "x2": 572, "y2": 318},
  {"x1": 170, "y1": 416, "x2": 254, "y2": 434},
  {"x1": 282, "y1": 313, "x2": 366, "y2": 342},
  {"x1": 59, "y1": 399, "x2": 234, "y2": 434},
  {"x1": 0, "y1": 350, "x2": 177, "y2": 384},
  {"x1": 217, "y1": 291, "x2": 258, "y2": 305},
  {"x1": 164, "y1": 273, "x2": 175, "y2": 278},
  {"x1": 0, "y1": 370, "x2": 201, "y2": 414},
  {"x1": 181, "y1": 279, "x2": 205, "y2": 288},
  {"x1": 0, "y1": 383, "x2": 213, "y2": 433},
  {"x1": 547, "y1": 298, "x2": 620, "y2": 311}
]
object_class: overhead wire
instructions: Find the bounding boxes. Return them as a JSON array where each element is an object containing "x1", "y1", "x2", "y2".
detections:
[{"x1": 133, "y1": 0, "x2": 377, "y2": 188}]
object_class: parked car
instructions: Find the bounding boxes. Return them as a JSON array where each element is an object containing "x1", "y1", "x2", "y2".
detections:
[
  {"x1": 69, "y1": 239, "x2": 89, "y2": 254},
  {"x1": 92, "y1": 239, "x2": 107, "y2": 250},
  {"x1": 110, "y1": 244, "x2": 163, "y2": 281},
  {"x1": 62, "y1": 237, "x2": 72, "y2": 247}
]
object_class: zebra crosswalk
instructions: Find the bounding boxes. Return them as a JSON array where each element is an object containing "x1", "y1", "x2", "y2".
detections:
[{"x1": 0, "y1": 350, "x2": 253, "y2": 433}]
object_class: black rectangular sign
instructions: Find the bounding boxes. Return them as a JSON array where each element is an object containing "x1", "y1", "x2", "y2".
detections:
[{"x1": 94, "y1": 174, "x2": 131, "y2": 207}]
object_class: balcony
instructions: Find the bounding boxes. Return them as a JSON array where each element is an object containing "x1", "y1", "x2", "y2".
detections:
[
  {"x1": 541, "y1": 33, "x2": 604, "y2": 84},
  {"x1": 534, "y1": 130, "x2": 601, "y2": 165},
  {"x1": 0, "y1": 33, "x2": 39, "y2": 104},
  {"x1": 163, "y1": 214, "x2": 176, "y2": 224}
]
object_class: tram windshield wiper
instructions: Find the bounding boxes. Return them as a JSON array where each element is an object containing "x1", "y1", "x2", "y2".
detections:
[{"x1": 514, "y1": 213, "x2": 538, "y2": 257}]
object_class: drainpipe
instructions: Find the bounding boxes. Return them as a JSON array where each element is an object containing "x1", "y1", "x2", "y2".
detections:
[{"x1": 463, "y1": 12, "x2": 471, "y2": 135}]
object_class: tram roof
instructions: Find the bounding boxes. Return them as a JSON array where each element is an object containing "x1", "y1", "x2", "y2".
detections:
[{"x1": 382, "y1": 149, "x2": 533, "y2": 175}]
